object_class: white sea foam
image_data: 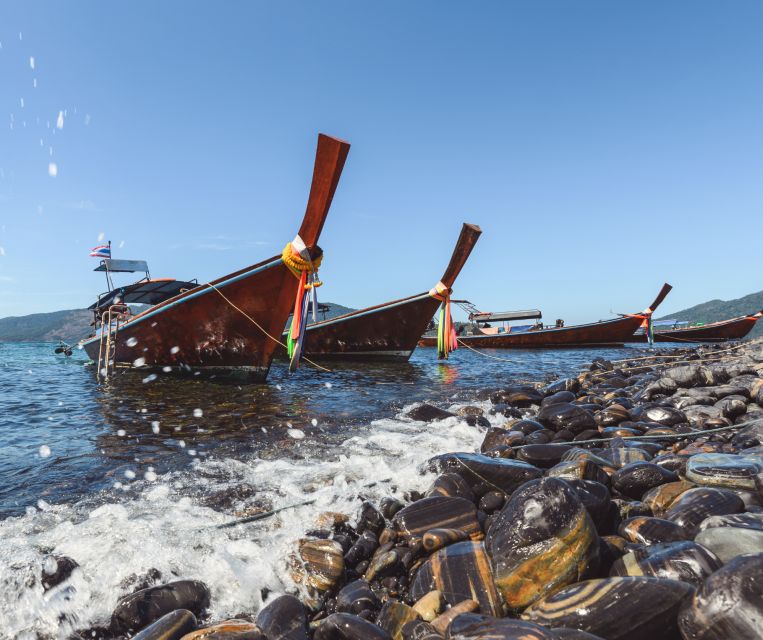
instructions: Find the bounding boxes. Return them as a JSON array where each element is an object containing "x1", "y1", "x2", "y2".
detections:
[{"x1": 0, "y1": 402, "x2": 491, "y2": 637}]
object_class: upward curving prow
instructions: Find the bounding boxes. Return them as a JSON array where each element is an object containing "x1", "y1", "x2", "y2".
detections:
[
  {"x1": 439, "y1": 223, "x2": 483, "y2": 289},
  {"x1": 297, "y1": 134, "x2": 351, "y2": 249},
  {"x1": 645, "y1": 282, "x2": 673, "y2": 315}
]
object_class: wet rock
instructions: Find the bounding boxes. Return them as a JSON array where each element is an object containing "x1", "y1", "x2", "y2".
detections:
[
  {"x1": 541, "y1": 390, "x2": 577, "y2": 407},
  {"x1": 609, "y1": 540, "x2": 722, "y2": 586},
  {"x1": 685, "y1": 452, "x2": 763, "y2": 492},
  {"x1": 456, "y1": 406, "x2": 484, "y2": 417},
  {"x1": 537, "y1": 403, "x2": 596, "y2": 434},
  {"x1": 41, "y1": 555, "x2": 78, "y2": 591},
  {"x1": 478, "y1": 491, "x2": 505, "y2": 514},
  {"x1": 357, "y1": 502, "x2": 385, "y2": 536},
  {"x1": 425, "y1": 473, "x2": 476, "y2": 503},
  {"x1": 180, "y1": 620, "x2": 265, "y2": 639},
  {"x1": 522, "y1": 576, "x2": 694, "y2": 640},
  {"x1": 111, "y1": 580, "x2": 210, "y2": 634},
  {"x1": 651, "y1": 453, "x2": 689, "y2": 475},
  {"x1": 380, "y1": 497, "x2": 405, "y2": 520},
  {"x1": 298, "y1": 539, "x2": 344, "y2": 591},
  {"x1": 410, "y1": 541, "x2": 501, "y2": 615},
  {"x1": 411, "y1": 590, "x2": 443, "y2": 622},
  {"x1": 345, "y1": 531, "x2": 378, "y2": 567},
  {"x1": 631, "y1": 405, "x2": 687, "y2": 426},
  {"x1": 695, "y1": 525, "x2": 763, "y2": 563},
  {"x1": 376, "y1": 601, "x2": 419, "y2": 640},
  {"x1": 133, "y1": 610, "x2": 197, "y2": 640},
  {"x1": 665, "y1": 487, "x2": 745, "y2": 537},
  {"x1": 715, "y1": 395, "x2": 748, "y2": 419},
  {"x1": 547, "y1": 459, "x2": 610, "y2": 486},
  {"x1": 314, "y1": 613, "x2": 391, "y2": 640},
  {"x1": 598, "y1": 447, "x2": 651, "y2": 468},
  {"x1": 492, "y1": 386, "x2": 543, "y2": 407},
  {"x1": 365, "y1": 549, "x2": 402, "y2": 582},
  {"x1": 641, "y1": 480, "x2": 694, "y2": 516},
  {"x1": 428, "y1": 453, "x2": 543, "y2": 496},
  {"x1": 516, "y1": 443, "x2": 572, "y2": 469},
  {"x1": 678, "y1": 552, "x2": 763, "y2": 639},
  {"x1": 421, "y1": 528, "x2": 469, "y2": 553},
  {"x1": 255, "y1": 595, "x2": 308, "y2": 640},
  {"x1": 595, "y1": 404, "x2": 631, "y2": 427},
  {"x1": 393, "y1": 497, "x2": 480, "y2": 541},
  {"x1": 464, "y1": 415, "x2": 490, "y2": 428},
  {"x1": 430, "y1": 599, "x2": 478, "y2": 634},
  {"x1": 683, "y1": 405, "x2": 724, "y2": 426},
  {"x1": 642, "y1": 377, "x2": 679, "y2": 400},
  {"x1": 336, "y1": 580, "x2": 381, "y2": 616},
  {"x1": 401, "y1": 620, "x2": 443, "y2": 640},
  {"x1": 619, "y1": 517, "x2": 688, "y2": 545},
  {"x1": 509, "y1": 419, "x2": 546, "y2": 435},
  {"x1": 485, "y1": 477, "x2": 599, "y2": 612},
  {"x1": 664, "y1": 365, "x2": 713, "y2": 388},
  {"x1": 445, "y1": 613, "x2": 558, "y2": 639},
  {"x1": 543, "y1": 378, "x2": 580, "y2": 395},
  {"x1": 611, "y1": 462, "x2": 678, "y2": 500},
  {"x1": 406, "y1": 404, "x2": 456, "y2": 422}
]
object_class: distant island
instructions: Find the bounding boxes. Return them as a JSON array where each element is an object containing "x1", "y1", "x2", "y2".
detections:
[
  {"x1": 1, "y1": 291, "x2": 761, "y2": 343},
  {"x1": 0, "y1": 302, "x2": 357, "y2": 344}
]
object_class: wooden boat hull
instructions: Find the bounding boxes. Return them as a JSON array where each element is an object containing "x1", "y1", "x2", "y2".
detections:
[
  {"x1": 292, "y1": 293, "x2": 442, "y2": 361},
  {"x1": 80, "y1": 134, "x2": 350, "y2": 380},
  {"x1": 286, "y1": 223, "x2": 482, "y2": 362},
  {"x1": 628, "y1": 314, "x2": 761, "y2": 343},
  {"x1": 419, "y1": 314, "x2": 646, "y2": 349}
]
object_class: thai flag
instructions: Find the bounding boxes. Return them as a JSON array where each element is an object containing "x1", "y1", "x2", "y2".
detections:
[{"x1": 90, "y1": 244, "x2": 111, "y2": 258}]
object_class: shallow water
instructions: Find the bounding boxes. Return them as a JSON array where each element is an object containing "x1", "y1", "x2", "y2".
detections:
[{"x1": 0, "y1": 340, "x2": 653, "y2": 638}]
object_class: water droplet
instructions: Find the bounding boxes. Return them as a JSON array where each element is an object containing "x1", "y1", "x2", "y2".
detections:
[
  {"x1": 47, "y1": 162, "x2": 57, "y2": 177},
  {"x1": 126, "y1": 337, "x2": 138, "y2": 347},
  {"x1": 324, "y1": 382, "x2": 333, "y2": 389},
  {"x1": 144, "y1": 470, "x2": 157, "y2": 482},
  {"x1": 142, "y1": 374, "x2": 157, "y2": 383},
  {"x1": 178, "y1": 440, "x2": 186, "y2": 448},
  {"x1": 162, "y1": 366, "x2": 171, "y2": 372},
  {"x1": 42, "y1": 557, "x2": 58, "y2": 575},
  {"x1": 38, "y1": 445, "x2": 51, "y2": 458},
  {"x1": 117, "y1": 429, "x2": 126, "y2": 437},
  {"x1": 151, "y1": 421, "x2": 160, "y2": 434},
  {"x1": 311, "y1": 418, "x2": 318, "y2": 427},
  {"x1": 192, "y1": 408, "x2": 203, "y2": 418},
  {"x1": 29, "y1": 56, "x2": 35, "y2": 70},
  {"x1": 133, "y1": 357, "x2": 146, "y2": 367},
  {"x1": 124, "y1": 470, "x2": 136, "y2": 479},
  {"x1": 56, "y1": 111, "x2": 64, "y2": 129},
  {"x1": 287, "y1": 429, "x2": 305, "y2": 440},
  {"x1": 170, "y1": 346, "x2": 180, "y2": 354}
]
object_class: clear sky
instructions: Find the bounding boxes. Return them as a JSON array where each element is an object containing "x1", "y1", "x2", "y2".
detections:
[{"x1": 1, "y1": 1, "x2": 762, "y2": 323}]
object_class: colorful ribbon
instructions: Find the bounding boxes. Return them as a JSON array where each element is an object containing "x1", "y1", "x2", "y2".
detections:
[
  {"x1": 430, "y1": 281, "x2": 457, "y2": 360},
  {"x1": 283, "y1": 235, "x2": 322, "y2": 372}
]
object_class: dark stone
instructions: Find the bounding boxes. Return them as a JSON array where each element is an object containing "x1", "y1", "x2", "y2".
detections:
[
  {"x1": 425, "y1": 473, "x2": 476, "y2": 503},
  {"x1": 510, "y1": 419, "x2": 545, "y2": 435},
  {"x1": 665, "y1": 487, "x2": 745, "y2": 538},
  {"x1": 111, "y1": 580, "x2": 210, "y2": 634},
  {"x1": 314, "y1": 613, "x2": 391, "y2": 640},
  {"x1": 376, "y1": 601, "x2": 419, "y2": 639},
  {"x1": 478, "y1": 491, "x2": 505, "y2": 514},
  {"x1": 609, "y1": 541, "x2": 722, "y2": 586},
  {"x1": 445, "y1": 613, "x2": 557, "y2": 638},
  {"x1": 611, "y1": 462, "x2": 678, "y2": 500},
  {"x1": 336, "y1": 580, "x2": 381, "y2": 616},
  {"x1": 619, "y1": 517, "x2": 688, "y2": 545},
  {"x1": 410, "y1": 541, "x2": 502, "y2": 616},
  {"x1": 41, "y1": 555, "x2": 78, "y2": 591},
  {"x1": 345, "y1": 530, "x2": 379, "y2": 567},
  {"x1": 357, "y1": 502, "x2": 385, "y2": 536},
  {"x1": 406, "y1": 404, "x2": 456, "y2": 422},
  {"x1": 393, "y1": 496, "x2": 480, "y2": 541},
  {"x1": 566, "y1": 479, "x2": 612, "y2": 532},
  {"x1": 678, "y1": 552, "x2": 763, "y2": 639},
  {"x1": 401, "y1": 619, "x2": 443, "y2": 639},
  {"x1": 427, "y1": 453, "x2": 543, "y2": 497},
  {"x1": 380, "y1": 497, "x2": 405, "y2": 520},
  {"x1": 485, "y1": 477, "x2": 599, "y2": 612},
  {"x1": 541, "y1": 391, "x2": 577, "y2": 407},
  {"x1": 537, "y1": 403, "x2": 596, "y2": 434},
  {"x1": 516, "y1": 444, "x2": 572, "y2": 469},
  {"x1": 255, "y1": 594, "x2": 309, "y2": 640},
  {"x1": 523, "y1": 576, "x2": 694, "y2": 640}
]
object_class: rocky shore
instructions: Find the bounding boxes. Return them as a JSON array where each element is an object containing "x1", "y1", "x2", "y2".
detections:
[{"x1": 57, "y1": 339, "x2": 763, "y2": 639}]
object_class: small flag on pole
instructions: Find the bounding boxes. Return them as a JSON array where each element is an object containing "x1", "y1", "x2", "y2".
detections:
[{"x1": 90, "y1": 244, "x2": 111, "y2": 258}]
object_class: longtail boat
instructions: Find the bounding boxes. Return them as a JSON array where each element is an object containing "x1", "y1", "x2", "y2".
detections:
[
  {"x1": 418, "y1": 283, "x2": 673, "y2": 349},
  {"x1": 79, "y1": 134, "x2": 350, "y2": 380},
  {"x1": 627, "y1": 310, "x2": 762, "y2": 343},
  {"x1": 284, "y1": 223, "x2": 482, "y2": 362}
]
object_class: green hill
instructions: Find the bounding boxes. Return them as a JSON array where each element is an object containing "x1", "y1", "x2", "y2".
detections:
[
  {"x1": 658, "y1": 289, "x2": 763, "y2": 339},
  {"x1": 0, "y1": 302, "x2": 357, "y2": 344}
]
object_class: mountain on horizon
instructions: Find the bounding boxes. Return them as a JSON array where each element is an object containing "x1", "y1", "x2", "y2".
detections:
[
  {"x1": 0, "y1": 302, "x2": 358, "y2": 344},
  {"x1": 657, "y1": 289, "x2": 763, "y2": 339}
]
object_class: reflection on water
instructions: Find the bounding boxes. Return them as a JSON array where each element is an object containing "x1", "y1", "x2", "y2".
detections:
[{"x1": 0, "y1": 341, "x2": 654, "y2": 518}]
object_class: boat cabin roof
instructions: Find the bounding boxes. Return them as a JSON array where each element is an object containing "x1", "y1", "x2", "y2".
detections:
[
  {"x1": 89, "y1": 278, "x2": 198, "y2": 311},
  {"x1": 471, "y1": 309, "x2": 543, "y2": 322},
  {"x1": 94, "y1": 259, "x2": 149, "y2": 273}
]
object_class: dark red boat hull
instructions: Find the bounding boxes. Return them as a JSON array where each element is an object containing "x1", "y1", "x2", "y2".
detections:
[
  {"x1": 293, "y1": 293, "x2": 442, "y2": 361},
  {"x1": 287, "y1": 223, "x2": 482, "y2": 362},
  {"x1": 80, "y1": 134, "x2": 350, "y2": 380},
  {"x1": 628, "y1": 314, "x2": 760, "y2": 343},
  {"x1": 419, "y1": 314, "x2": 646, "y2": 349}
]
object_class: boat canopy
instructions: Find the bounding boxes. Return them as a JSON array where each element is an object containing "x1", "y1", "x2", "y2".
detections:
[
  {"x1": 653, "y1": 319, "x2": 690, "y2": 327},
  {"x1": 89, "y1": 278, "x2": 198, "y2": 312},
  {"x1": 471, "y1": 309, "x2": 543, "y2": 323},
  {"x1": 94, "y1": 259, "x2": 150, "y2": 273}
]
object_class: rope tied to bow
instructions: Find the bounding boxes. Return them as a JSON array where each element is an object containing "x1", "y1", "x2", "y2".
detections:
[
  {"x1": 282, "y1": 235, "x2": 323, "y2": 372},
  {"x1": 430, "y1": 281, "x2": 457, "y2": 359}
]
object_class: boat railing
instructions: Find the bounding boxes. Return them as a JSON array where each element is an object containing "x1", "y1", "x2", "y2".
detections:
[{"x1": 96, "y1": 304, "x2": 130, "y2": 379}]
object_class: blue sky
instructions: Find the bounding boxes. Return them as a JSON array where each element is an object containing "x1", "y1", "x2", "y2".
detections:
[{"x1": 1, "y1": 1, "x2": 762, "y2": 323}]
